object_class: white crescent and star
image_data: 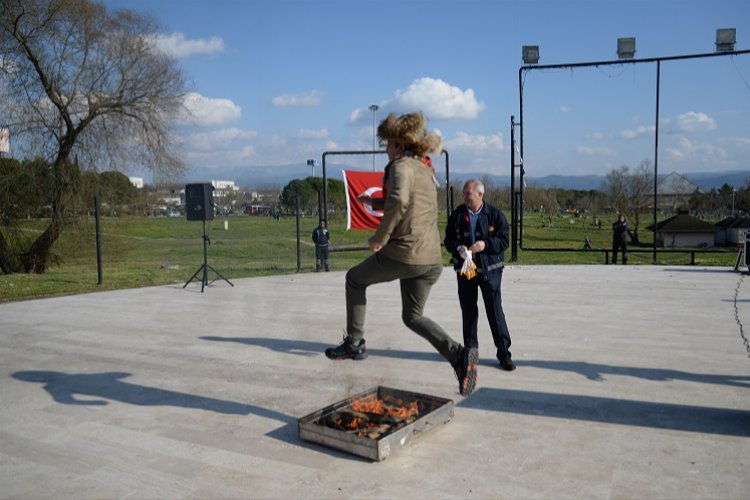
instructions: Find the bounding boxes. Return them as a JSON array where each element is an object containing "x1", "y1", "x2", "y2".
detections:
[{"x1": 358, "y1": 187, "x2": 384, "y2": 218}]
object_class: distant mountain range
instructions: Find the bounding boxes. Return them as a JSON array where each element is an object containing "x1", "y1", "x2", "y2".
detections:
[{"x1": 191, "y1": 164, "x2": 748, "y2": 192}]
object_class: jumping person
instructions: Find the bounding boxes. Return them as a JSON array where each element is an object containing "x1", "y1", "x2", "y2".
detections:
[{"x1": 324, "y1": 112, "x2": 478, "y2": 396}]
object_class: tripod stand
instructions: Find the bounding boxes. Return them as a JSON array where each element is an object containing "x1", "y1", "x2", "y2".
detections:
[{"x1": 184, "y1": 219, "x2": 234, "y2": 292}]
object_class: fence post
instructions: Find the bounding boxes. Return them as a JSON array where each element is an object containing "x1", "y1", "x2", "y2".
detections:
[{"x1": 95, "y1": 196, "x2": 102, "y2": 285}]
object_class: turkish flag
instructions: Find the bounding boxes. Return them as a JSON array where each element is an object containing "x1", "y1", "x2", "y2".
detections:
[{"x1": 342, "y1": 170, "x2": 384, "y2": 230}]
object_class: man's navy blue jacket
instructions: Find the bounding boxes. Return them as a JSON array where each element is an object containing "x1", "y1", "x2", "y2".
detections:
[{"x1": 444, "y1": 203, "x2": 509, "y2": 278}]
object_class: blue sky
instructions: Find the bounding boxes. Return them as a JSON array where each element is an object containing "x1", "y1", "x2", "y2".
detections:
[{"x1": 102, "y1": 0, "x2": 750, "y2": 184}]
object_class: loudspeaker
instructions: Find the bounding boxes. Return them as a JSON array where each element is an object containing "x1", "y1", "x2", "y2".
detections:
[{"x1": 185, "y1": 183, "x2": 214, "y2": 221}]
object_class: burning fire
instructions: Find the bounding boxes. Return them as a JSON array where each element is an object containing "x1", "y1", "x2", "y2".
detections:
[
  {"x1": 351, "y1": 397, "x2": 419, "y2": 418},
  {"x1": 334, "y1": 396, "x2": 420, "y2": 431}
]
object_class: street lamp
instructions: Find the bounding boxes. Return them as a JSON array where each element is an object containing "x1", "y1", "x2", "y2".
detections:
[
  {"x1": 368, "y1": 104, "x2": 379, "y2": 170},
  {"x1": 306, "y1": 158, "x2": 317, "y2": 177}
]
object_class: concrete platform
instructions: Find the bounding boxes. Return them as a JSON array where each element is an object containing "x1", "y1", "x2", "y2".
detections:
[{"x1": 1, "y1": 264, "x2": 749, "y2": 499}]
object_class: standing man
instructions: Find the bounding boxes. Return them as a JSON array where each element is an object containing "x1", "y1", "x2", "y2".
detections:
[
  {"x1": 445, "y1": 180, "x2": 515, "y2": 371},
  {"x1": 611, "y1": 214, "x2": 628, "y2": 265},
  {"x1": 324, "y1": 112, "x2": 478, "y2": 396},
  {"x1": 312, "y1": 220, "x2": 330, "y2": 272}
]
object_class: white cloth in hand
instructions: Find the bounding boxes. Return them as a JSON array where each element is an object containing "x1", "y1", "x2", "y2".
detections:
[{"x1": 460, "y1": 250, "x2": 477, "y2": 280}]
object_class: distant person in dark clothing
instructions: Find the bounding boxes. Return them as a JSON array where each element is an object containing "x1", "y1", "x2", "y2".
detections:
[
  {"x1": 612, "y1": 214, "x2": 628, "y2": 264},
  {"x1": 312, "y1": 220, "x2": 330, "y2": 272}
]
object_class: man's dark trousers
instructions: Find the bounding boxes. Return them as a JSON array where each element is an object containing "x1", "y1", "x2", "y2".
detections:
[{"x1": 457, "y1": 270, "x2": 512, "y2": 358}]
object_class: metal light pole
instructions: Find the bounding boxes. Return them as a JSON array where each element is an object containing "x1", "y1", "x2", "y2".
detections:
[{"x1": 368, "y1": 104, "x2": 379, "y2": 170}]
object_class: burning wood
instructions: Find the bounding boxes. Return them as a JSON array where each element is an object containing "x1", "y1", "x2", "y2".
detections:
[
  {"x1": 299, "y1": 386, "x2": 454, "y2": 461},
  {"x1": 324, "y1": 394, "x2": 421, "y2": 439}
]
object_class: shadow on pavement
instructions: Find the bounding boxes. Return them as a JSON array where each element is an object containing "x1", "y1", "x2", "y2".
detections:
[
  {"x1": 11, "y1": 370, "x2": 295, "y2": 422},
  {"x1": 458, "y1": 387, "x2": 750, "y2": 437},
  {"x1": 518, "y1": 359, "x2": 750, "y2": 388},
  {"x1": 200, "y1": 336, "x2": 444, "y2": 362}
]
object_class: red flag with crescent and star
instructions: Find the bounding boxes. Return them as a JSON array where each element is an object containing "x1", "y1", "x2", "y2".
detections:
[{"x1": 342, "y1": 170, "x2": 384, "y2": 230}]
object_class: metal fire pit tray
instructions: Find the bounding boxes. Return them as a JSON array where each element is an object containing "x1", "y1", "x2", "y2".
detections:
[{"x1": 298, "y1": 386, "x2": 454, "y2": 461}]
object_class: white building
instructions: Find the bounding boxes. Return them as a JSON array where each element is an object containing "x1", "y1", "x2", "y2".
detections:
[
  {"x1": 129, "y1": 177, "x2": 144, "y2": 189},
  {"x1": 211, "y1": 180, "x2": 239, "y2": 191}
]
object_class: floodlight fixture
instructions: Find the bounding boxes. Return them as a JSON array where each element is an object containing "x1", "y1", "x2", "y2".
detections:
[
  {"x1": 307, "y1": 158, "x2": 317, "y2": 176},
  {"x1": 716, "y1": 28, "x2": 736, "y2": 52},
  {"x1": 617, "y1": 37, "x2": 636, "y2": 59},
  {"x1": 522, "y1": 45, "x2": 539, "y2": 64}
]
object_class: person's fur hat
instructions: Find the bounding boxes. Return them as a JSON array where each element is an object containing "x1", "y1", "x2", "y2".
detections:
[{"x1": 377, "y1": 112, "x2": 443, "y2": 155}]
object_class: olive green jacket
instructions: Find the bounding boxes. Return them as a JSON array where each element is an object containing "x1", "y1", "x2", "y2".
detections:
[{"x1": 370, "y1": 156, "x2": 442, "y2": 265}]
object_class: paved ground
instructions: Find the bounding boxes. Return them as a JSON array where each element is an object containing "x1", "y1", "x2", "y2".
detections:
[{"x1": 1, "y1": 264, "x2": 749, "y2": 499}]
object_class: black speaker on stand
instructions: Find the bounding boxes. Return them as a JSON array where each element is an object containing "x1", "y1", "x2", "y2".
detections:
[{"x1": 183, "y1": 183, "x2": 233, "y2": 292}]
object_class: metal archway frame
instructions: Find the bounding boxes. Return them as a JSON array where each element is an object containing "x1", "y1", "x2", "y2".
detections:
[{"x1": 513, "y1": 48, "x2": 750, "y2": 263}]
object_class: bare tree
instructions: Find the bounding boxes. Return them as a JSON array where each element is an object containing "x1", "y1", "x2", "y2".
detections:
[
  {"x1": 0, "y1": 0, "x2": 187, "y2": 273},
  {"x1": 603, "y1": 161, "x2": 653, "y2": 244}
]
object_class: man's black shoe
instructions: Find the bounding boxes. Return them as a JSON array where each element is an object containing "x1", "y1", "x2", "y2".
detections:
[
  {"x1": 452, "y1": 346, "x2": 478, "y2": 396},
  {"x1": 325, "y1": 336, "x2": 368, "y2": 360},
  {"x1": 499, "y1": 354, "x2": 516, "y2": 371}
]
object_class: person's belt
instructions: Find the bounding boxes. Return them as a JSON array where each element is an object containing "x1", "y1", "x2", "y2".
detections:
[
  {"x1": 476, "y1": 261, "x2": 504, "y2": 273},
  {"x1": 455, "y1": 261, "x2": 504, "y2": 273}
]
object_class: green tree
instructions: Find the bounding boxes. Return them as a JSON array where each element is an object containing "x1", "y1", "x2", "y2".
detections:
[
  {"x1": 0, "y1": 157, "x2": 57, "y2": 224},
  {"x1": 0, "y1": 0, "x2": 187, "y2": 273},
  {"x1": 99, "y1": 171, "x2": 137, "y2": 215},
  {"x1": 280, "y1": 179, "x2": 316, "y2": 213}
]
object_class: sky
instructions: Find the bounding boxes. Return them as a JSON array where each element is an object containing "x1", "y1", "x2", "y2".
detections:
[{"x1": 100, "y1": 0, "x2": 750, "y2": 185}]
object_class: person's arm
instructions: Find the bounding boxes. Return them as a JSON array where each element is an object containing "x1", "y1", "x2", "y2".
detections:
[
  {"x1": 444, "y1": 209, "x2": 464, "y2": 259},
  {"x1": 476, "y1": 208, "x2": 509, "y2": 255}
]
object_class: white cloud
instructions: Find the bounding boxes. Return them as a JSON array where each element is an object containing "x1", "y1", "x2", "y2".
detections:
[
  {"x1": 673, "y1": 111, "x2": 717, "y2": 133},
  {"x1": 557, "y1": 106, "x2": 572, "y2": 113},
  {"x1": 620, "y1": 125, "x2": 654, "y2": 139},
  {"x1": 184, "y1": 128, "x2": 257, "y2": 151},
  {"x1": 151, "y1": 33, "x2": 224, "y2": 58},
  {"x1": 664, "y1": 136, "x2": 726, "y2": 163},
  {"x1": 239, "y1": 145, "x2": 256, "y2": 159},
  {"x1": 664, "y1": 147, "x2": 685, "y2": 160},
  {"x1": 181, "y1": 92, "x2": 241, "y2": 126},
  {"x1": 446, "y1": 131, "x2": 504, "y2": 152},
  {"x1": 272, "y1": 91, "x2": 324, "y2": 107},
  {"x1": 297, "y1": 128, "x2": 329, "y2": 139},
  {"x1": 391, "y1": 78, "x2": 484, "y2": 120},
  {"x1": 350, "y1": 77, "x2": 485, "y2": 124},
  {"x1": 576, "y1": 146, "x2": 616, "y2": 156}
]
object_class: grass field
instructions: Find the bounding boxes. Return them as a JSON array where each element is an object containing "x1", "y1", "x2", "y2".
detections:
[{"x1": 0, "y1": 212, "x2": 739, "y2": 303}]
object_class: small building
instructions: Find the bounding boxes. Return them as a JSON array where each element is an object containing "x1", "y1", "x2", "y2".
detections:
[
  {"x1": 647, "y1": 213, "x2": 717, "y2": 248},
  {"x1": 715, "y1": 215, "x2": 750, "y2": 247},
  {"x1": 657, "y1": 172, "x2": 700, "y2": 212}
]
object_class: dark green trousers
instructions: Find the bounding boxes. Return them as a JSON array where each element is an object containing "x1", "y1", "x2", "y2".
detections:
[{"x1": 345, "y1": 252, "x2": 461, "y2": 362}]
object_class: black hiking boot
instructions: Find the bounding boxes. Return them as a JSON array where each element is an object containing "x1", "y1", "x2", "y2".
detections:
[
  {"x1": 325, "y1": 336, "x2": 368, "y2": 360},
  {"x1": 452, "y1": 346, "x2": 478, "y2": 396},
  {"x1": 498, "y1": 354, "x2": 516, "y2": 371}
]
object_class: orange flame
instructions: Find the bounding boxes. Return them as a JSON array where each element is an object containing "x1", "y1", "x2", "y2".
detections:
[{"x1": 350, "y1": 396, "x2": 419, "y2": 419}]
